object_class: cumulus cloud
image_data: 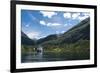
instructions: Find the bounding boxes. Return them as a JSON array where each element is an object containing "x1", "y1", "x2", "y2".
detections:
[
  {"x1": 63, "y1": 12, "x2": 71, "y2": 18},
  {"x1": 27, "y1": 31, "x2": 40, "y2": 39},
  {"x1": 78, "y1": 13, "x2": 90, "y2": 21},
  {"x1": 40, "y1": 11, "x2": 57, "y2": 18},
  {"x1": 40, "y1": 20, "x2": 61, "y2": 27},
  {"x1": 63, "y1": 12, "x2": 89, "y2": 21},
  {"x1": 78, "y1": 16, "x2": 89, "y2": 21},
  {"x1": 72, "y1": 13, "x2": 90, "y2": 21},
  {"x1": 40, "y1": 20, "x2": 46, "y2": 25},
  {"x1": 72, "y1": 13, "x2": 80, "y2": 19}
]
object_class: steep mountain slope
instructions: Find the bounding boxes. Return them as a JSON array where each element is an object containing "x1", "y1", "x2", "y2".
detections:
[
  {"x1": 37, "y1": 34, "x2": 58, "y2": 44},
  {"x1": 61, "y1": 17, "x2": 90, "y2": 44},
  {"x1": 37, "y1": 17, "x2": 90, "y2": 45},
  {"x1": 21, "y1": 17, "x2": 90, "y2": 46},
  {"x1": 21, "y1": 31, "x2": 35, "y2": 45}
]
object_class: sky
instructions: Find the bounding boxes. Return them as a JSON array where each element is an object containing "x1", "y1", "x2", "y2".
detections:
[{"x1": 21, "y1": 10, "x2": 90, "y2": 39}]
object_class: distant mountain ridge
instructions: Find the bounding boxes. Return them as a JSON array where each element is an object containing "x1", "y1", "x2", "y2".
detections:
[
  {"x1": 21, "y1": 17, "x2": 90, "y2": 46},
  {"x1": 37, "y1": 17, "x2": 90, "y2": 45},
  {"x1": 21, "y1": 31, "x2": 35, "y2": 45}
]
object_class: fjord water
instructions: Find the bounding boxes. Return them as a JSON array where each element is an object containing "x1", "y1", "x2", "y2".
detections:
[{"x1": 21, "y1": 47, "x2": 89, "y2": 63}]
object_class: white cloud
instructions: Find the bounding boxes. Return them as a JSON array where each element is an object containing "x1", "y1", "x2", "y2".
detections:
[
  {"x1": 78, "y1": 13, "x2": 90, "y2": 21},
  {"x1": 64, "y1": 24, "x2": 68, "y2": 26},
  {"x1": 25, "y1": 23, "x2": 30, "y2": 28},
  {"x1": 47, "y1": 23, "x2": 61, "y2": 27},
  {"x1": 40, "y1": 20, "x2": 46, "y2": 25},
  {"x1": 40, "y1": 20, "x2": 61, "y2": 27},
  {"x1": 47, "y1": 23, "x2": 51, "y2": 26},
  {"x1": 78, "y1": 15, "x2": 89, "y2": 21},
  {"x1": 84, "y1": 13, "x2": 90, "y2": 16},
  {"x1": 72, "y1": 13, "x2": 80, "y2": 19},
  {"x1": 63, "y1": 12, "x2": 89, "y2": 21},
  {"x1": 27, "y1": 31, "x2": 40, "y2": 39},
  {"x1": 63, "y1": 12, "x2": 71, "y2": 18},
  {"x1": 61, "y1": 31, "x2": 65, "y2": 33},
  {"x1": 40, "y1": 11, "x2": 57, "y2": 18},
  {"x1": 56, "y1": 30, "x2": 65, "y2": 34},
  {"x1": 25, "y1": 24, "x2": 29, "y2": 27}
]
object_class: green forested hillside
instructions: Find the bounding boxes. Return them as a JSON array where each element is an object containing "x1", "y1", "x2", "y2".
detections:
[{"x1": 61, "y1": 17, "x2": 90, "y2": 44}]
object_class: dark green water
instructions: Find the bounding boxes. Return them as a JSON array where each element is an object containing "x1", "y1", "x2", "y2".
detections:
[{"x1": 21, "y1": 51, "x2": 89, "y2": 63}]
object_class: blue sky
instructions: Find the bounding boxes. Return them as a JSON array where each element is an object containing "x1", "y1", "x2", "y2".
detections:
[{"x1": 21, "y1": 10, "x2": 90, "y2": 39}]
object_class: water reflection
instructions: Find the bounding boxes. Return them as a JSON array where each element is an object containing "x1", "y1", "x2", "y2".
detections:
[
  {"x1": 34, "y1": 51, "x2": 43, "y2": 60},
  {"x1": 21, "y1": 51, "x2": 69, "y2": 63},
  {"x1": 21, "y1": 46, "x2": 89, "y2": 63}
]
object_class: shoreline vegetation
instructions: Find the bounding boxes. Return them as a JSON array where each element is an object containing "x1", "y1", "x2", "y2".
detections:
[{"x1": 21, "y1": 39, "x2": 90, "y2": 60}]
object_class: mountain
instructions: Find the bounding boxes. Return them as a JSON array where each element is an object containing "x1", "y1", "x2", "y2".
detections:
[
  {"x1": 21, "y1": 31, "x2": 35, "y2": 45},
  {"x1": 21, "y1": 31, "x2": 28, "y2": 38},
  {"x1": 21, "y1": 18, "x2": 90, "y2": 60},
  {"x1": 37, "y1": 34, "x2": 58, "y2": 44},
  {"x1": 37, "y1": 17, "x2": 90, "y2": 45},
  {"x1": 61, "y1": 17, "x2": 90, "y2": 44},
  {"x1": 21, "y1": 17, "x2": 90, "y2": 46}
]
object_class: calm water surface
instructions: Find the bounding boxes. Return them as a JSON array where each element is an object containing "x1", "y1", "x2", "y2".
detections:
[{"x1": 21, "y1": 51, "x2": 88, "y2": 63}]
